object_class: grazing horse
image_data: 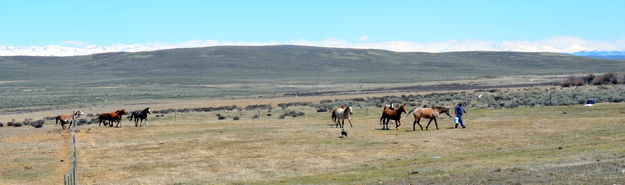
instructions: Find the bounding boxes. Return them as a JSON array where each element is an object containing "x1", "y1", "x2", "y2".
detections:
[
  {"x1": 407, "y1": 107, "x2": 452, "y2": 131},
  {"x1": 333, "y1": 106, "x2": 353, "y2": 128},
  {"x1": 380, "y1": 104, "x2": 407, "y2": 130},
  {"x1": 55, "y1": 110, "x2": 84, "y2": 129},
  {"x1": 331, "y1": 105, "x2": 347, "y2": 124},
  {"x1": 98, "y1": 109, "x2": 128, "y2": 128},
  {"x1": 129, "y1": 107, "x2": 152, "y2": 127}
]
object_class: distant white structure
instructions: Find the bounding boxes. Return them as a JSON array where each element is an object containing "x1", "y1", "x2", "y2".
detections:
[{"x1": 584, "y1": 99, "x2": 596, "y2": 107}]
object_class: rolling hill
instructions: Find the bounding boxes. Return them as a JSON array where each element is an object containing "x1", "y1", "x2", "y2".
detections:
[
  {"x1": 1, "y1": 45, "x2": 625, "y2": 109},
  {"x1": 2, "y1": 45, "x2": 625, "y2": 85}
]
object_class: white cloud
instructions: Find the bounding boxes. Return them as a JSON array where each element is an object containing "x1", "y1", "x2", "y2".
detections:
[
  {"x1": 359, "y1": 35, "x2": 369, "y2": 41},
  {"x1": 1, "y1": 36, "x2": 624, "y2": 56}
]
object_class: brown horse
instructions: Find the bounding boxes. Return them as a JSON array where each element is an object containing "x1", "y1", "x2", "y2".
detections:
[
  {"x1": 55, "y1": 110, "x2": 84, "y2": 129},
  {"x1": 380, "y1": 104, "x2": 407, "y2": 130},
  {"x1": 98, "y1": 109, "x2": 128, "y2": 128},
  {"x1": 407, "y1": 107, "x2": 452, "y2": 131}
]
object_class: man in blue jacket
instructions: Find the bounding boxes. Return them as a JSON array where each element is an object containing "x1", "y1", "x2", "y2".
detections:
[{"x1": 454, "y1": 103, "x2": 467, "y2": 128}]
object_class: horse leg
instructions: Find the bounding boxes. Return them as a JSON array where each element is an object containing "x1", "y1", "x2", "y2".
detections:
[
  {"x1": 383, "y1": 119, "x2": 388, "y2": 130},
  {"x1": 434, "y1": 118, "x2": 439, "y2": 130},
  {"x1": 416, "y1": 118, "x2": 424, "y2": 131},
  {"x1": 347, "y1": 117, "x2": 353, "y2": 128},
  {"x1": 425, "y1": 118, "x2": 434, "y2": 130},
  {"x1": 395, "y1": 119, "x2": 401, "y2": 130}
]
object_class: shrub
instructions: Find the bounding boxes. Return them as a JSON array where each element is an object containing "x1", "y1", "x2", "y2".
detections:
[
  {"x1": 12, "y1": 122, "x2": 22, "y2": 127},
  {"x1": 77, "y1": 118, "x2": 88, "y2": 126},
  {"x1": 582, "y1": 74, "x2": 595, "y2": 84},
  {"x1": 31, "y1": 120, "x2": 45, "y2": 128},
  {"x1": 233, "y1": 116, "x2": 240, "y2": 120},
  {"x1": 0, "y1": 122, "x2": 3, "y2": 127},
  {"x1": 592, "y1": 72, "x2": 618, "y2": 85},
  {"x1": 316, "y1": 108, "x2": 328, "y2": 112},
  {"x1": 7, "y1": 119, "x2": 16, "y2": 127},
  {"x1": 217, "y1": 115, "x2": 226, "y2": 120},
  {"x1": 561, "y1": 76, "x2": 585, "y2": 87}
]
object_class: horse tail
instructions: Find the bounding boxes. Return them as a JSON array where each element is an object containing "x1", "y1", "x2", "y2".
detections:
[
  {"x1": 406, "y1": 108, "x2": 415, "y2": 117},
  {"x1": 55, "y1": 116, "x2": 59, "y2": 125},
  {"x1": 331, "y1": 110, "x2": 336, "y2": 122},
  {"x1": 129, "y1": 113, "x2": 134, "y2": 121}
]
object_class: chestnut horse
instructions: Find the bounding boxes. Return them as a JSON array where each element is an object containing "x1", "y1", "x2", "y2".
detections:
[
  {"x1": 98, "y1": 109, "x2": 128, "y2": 128},
  {"x1": 333, "y1": 106, "x2": 353, "y2": 128},
  {"x1": 379, "y1": 104, "x2": 396, "y2": 125},
  {"x1": 380, "y1": 104, "x2": 407, "y2": 130},
  {"x1": 55, "y1": 110, "x2": 84, "y2": 129},
  {"x1": 407, "y1": 107, "x2": 452, "y2": 131}
]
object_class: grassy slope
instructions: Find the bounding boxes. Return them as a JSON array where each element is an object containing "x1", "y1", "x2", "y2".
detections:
[
  {"x1": 2, "y1": 46, "x2": 625, "y2": 84},
  {"x1": 2, "y1": 45, "x2": 625, "y2": 109},
  {"x1": 2, "y1": 102, "x2": 621, "y2": 184}
]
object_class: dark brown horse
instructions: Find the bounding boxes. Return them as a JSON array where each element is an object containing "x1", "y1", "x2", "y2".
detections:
[
  {"x1": 98, "y1": 109, "x2": 128, "y2": 128},
  {"x1": 380, "y1": 104, "x2": 407, "y2": 130},
  {"x1": 129, "y1": 107, "x2": 152, "y2": 127},
  {"x1": 55, "y1": 110, "x2": 84, "y2": 129},
  {"x1": 407, "y1": 107, "x2": 452, "y2": 131}
]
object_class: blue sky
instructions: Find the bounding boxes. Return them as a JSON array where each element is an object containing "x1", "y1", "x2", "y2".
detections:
[{"x1": 1, "y1": 0, "x2": 624, "y2": 55}]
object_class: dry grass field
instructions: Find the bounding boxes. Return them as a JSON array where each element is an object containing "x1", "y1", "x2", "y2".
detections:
[{"x1": 2, "y1": 98, "x2": 625, "y2": 184}]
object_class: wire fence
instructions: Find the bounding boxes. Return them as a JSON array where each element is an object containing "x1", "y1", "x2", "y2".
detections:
[{"x1": 63, "y1": 121, "x2": 78, "y2": 185}]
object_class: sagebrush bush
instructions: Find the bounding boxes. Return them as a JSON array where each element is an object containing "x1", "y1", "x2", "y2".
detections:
[{"x1": 592, "y1": 72, "x2": 618, "y2": 85}]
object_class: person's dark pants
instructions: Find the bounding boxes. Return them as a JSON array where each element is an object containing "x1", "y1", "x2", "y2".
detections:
[{"x1": 455, "y1": 115, "x2": 465, "y2": 128}]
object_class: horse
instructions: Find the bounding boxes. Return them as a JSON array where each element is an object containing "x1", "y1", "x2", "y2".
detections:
[
  {"x1": 55, "y1": 110, "x2": 84, "y2": 129},
  {"x1": 331, "y1": 105, "x2": 347, "y2": 124},
  {"x1": 129, "y1": 107, "x2": 152, "y2": 127},
  {"x1": 379, "y1": 104, "x2": 396, "y2": 125},
  {"x1": 333, "y1": 106, "x2": 353, "y2": 128},
  {"x1": 407, "y1": 107, "x2": 452, "y2": 131},
  {"x1": 98, "y1": 109, "x2": 128, "y2": 128},
  {"x1": 380, "y1": 104, "x2": 407, "y2": 130}
]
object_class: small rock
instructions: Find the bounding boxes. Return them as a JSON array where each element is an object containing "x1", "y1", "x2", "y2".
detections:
[
  {"x1": 411, "y1": 171, "x2": 419, "y2": 174},
  {"x1": 60, "y1": 160, "x2": 64, "y2": 162}
]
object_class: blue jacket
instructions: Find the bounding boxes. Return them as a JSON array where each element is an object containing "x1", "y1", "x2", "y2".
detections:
[{"x1": 455, "y1": 105, "x2": 466, "y2": 116}]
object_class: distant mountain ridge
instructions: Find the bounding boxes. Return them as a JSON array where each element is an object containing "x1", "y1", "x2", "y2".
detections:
[
  {"x1": 2, "y1": 45, "x2": 625, "y2": 86},
  {"x1": 571, "y1": 50, "x2": 625, "y2": 60}
]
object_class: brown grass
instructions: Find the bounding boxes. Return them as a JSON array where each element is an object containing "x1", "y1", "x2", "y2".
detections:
[{"x1": 1, "y1": 99, "x2": 624, "y2": 184}]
